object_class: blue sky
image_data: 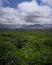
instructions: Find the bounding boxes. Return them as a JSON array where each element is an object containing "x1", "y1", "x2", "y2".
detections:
[
  {"x1": 3, "y1": 0, "x2": 42, "y2": 8},
  {"x1": 2, "y1": 0, "x2": 52, "y2": 8},
  {"x1": 4, "y1": 0, "x2": 31, "y2": 8},
  {"x1": 0, "y1": 0, "x2": 52, "y2": 25}
]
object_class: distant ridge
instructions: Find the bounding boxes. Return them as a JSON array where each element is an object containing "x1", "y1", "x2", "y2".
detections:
[{"x1": 0, "y1": 23, "x2": 52, "y2": 30}]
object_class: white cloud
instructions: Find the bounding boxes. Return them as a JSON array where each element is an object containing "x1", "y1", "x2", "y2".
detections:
[
  {"x1": 0, "y1": 7, "x2": 24, "y2": 25},
  {"x1": 42, "y1": 0, "x2": 52, "y2": 7},
  {"x1": 0, "y1": 0, "x2": 52, "y2": 25},
  {"x1": 17, "y1": 0, "x2": 52, "y2": 24}
]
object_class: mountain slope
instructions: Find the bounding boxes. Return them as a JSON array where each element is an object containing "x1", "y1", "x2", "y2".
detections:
[{"x1": 0, "y1": 24, "x2": 52, "y2": 30}]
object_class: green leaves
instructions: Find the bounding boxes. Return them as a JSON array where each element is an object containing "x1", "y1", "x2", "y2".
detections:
[{"x1": 0, "y1": 31, "x2": 52, "y2": 65}]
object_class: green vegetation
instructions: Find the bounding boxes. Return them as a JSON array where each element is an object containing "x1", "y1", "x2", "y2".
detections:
[{"x1": 0, "y1": 30, "x2": 52, "y2": 65}]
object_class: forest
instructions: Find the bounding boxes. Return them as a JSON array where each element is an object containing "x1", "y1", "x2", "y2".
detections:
[{"x1": 0, "y1": 30, "x2": 52, "y2": 65}]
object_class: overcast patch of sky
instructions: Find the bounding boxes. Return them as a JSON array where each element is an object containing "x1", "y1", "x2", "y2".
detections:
[{"x1": 0, "y1": 0, "x2": 52, "y2": 25}]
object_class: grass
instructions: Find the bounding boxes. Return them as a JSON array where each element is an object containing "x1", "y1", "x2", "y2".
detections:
[{"x1": 0, "y1": 30, "x2": 52, "y2": 65}]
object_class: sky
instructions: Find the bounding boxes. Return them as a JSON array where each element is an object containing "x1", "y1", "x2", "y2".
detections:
[{"x1": 0, "y1": 0, "x2": 52, "y2": 25}]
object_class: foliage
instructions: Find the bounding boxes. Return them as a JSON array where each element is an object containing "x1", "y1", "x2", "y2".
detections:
[{"x1": 0, "y1": 30, "x2": 52, "y2": 65}]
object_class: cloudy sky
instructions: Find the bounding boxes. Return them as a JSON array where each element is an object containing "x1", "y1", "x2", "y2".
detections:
[{"x1": 0, "y1": 0, "x2": 52, "y2": 25}]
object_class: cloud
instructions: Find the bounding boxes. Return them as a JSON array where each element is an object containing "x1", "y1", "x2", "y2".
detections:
[
  {"x1": 17, "y1": 0, "x2": 52, "y2": 24},
  {"x1": 0, "y1": 0, "x2": 52, "y2": 25},
  {"x1": 42, "y1": 0, "x2": 52, "y2": 7},
  {"x1": 0, "y1": 7, "x2": 24, "y2": 25}
]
